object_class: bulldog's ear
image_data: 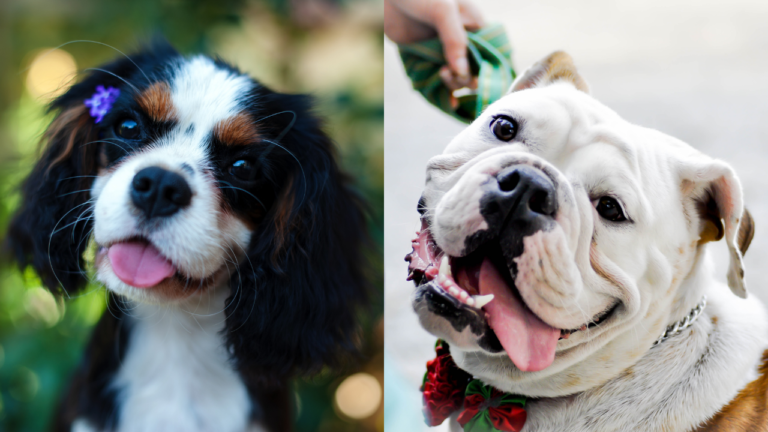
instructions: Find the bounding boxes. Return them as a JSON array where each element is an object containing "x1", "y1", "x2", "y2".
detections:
[
  {"x1": 681, "y1": 160, "x2": 747, "y2": 298},
  {"x1": 509, "y1": 51, "x2": 589, "y2": 93},
  {"x1": 737, "y1": 208, "x2": 755, "y2": 257}
]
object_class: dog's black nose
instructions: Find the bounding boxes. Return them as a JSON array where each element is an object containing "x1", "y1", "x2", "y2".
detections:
[
  {"x1": 131, "y1": 167, "x2": 192, "y2": 219},
  {"x1": 480, "y1": 165, "x2": 557, "y2": 232}
]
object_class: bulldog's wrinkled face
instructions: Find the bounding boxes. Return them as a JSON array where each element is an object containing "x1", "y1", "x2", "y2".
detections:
[{"x1": 408, "y1": 52, "x2": 751, "y2": 397}]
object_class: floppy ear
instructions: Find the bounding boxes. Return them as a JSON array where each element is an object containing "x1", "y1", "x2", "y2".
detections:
[
  {"x1": 680, "y1": 158, "x2": 748, "y2": 298},
  {"x1": 224, "y1": 91, "x2": 369, "y2": 379},
  {"x1": 509, "y1": 51, "x2": 589, "y2": 93},
  {"x1": 7, "y1": 95, "x2": 99, "y2": 295},
  {"x1": 5, "y1": 46, "x2": 160, "y2": 295},
  {"x1": 737, "y1": 207, "x2": 755, "y2": 257}
]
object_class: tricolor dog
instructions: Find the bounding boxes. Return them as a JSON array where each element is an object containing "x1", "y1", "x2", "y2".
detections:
[
  {"x1": 7, "y1": 41, "x2": 368, "y2": 432},
  {"x1": 407, "y1": 52, "x2": 768, "y2": 431}
]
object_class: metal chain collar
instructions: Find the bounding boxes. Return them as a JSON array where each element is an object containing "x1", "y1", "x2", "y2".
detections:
[{"x1": 652, "y1": 296, "x2": 707, "y2": 347}]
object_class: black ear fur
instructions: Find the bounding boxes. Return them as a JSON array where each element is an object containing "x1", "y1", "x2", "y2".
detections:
[
  {"x1": 6, "y1": 41, "x2": 178, "y2": 295},
  {"x1": 224, "y1": 90, "x2": 370, "y2": 379}
]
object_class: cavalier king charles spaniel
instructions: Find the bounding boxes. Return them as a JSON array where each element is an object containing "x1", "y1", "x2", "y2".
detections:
[{"x1": 7, "y1": 41, "x2": 369, "y2": 432}]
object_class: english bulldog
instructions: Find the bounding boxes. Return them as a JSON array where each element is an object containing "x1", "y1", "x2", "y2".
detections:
[{"x1": 407, "y1": 51, "x2": 768, "y2": 431}]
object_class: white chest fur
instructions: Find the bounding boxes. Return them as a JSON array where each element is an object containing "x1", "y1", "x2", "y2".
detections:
[
  {"x1": 111, "y1": 291, "x2": 251, "y2": 432},
  {"x1": 448, "y1": 285, "x2": 768, "y2": 432}
]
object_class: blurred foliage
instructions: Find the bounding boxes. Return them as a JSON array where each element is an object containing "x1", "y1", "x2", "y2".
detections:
[{"x1": 0, "y1": 0, "x2": 383, "y2": 431}]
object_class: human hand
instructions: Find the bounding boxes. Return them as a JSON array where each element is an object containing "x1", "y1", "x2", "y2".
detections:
[{"x1": 385, "y1": 0, "x2": 485, "y2": 91}]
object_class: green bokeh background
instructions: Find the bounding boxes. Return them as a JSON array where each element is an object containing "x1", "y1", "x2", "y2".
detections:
[{"x1": 0, "y1": 0, "x2": 384, "y2": 431}]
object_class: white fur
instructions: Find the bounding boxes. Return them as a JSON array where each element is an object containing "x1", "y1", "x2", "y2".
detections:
[
  {"x1": 113, "y1": 288, "x2": 250, "y2": 432},
  {"x1": 515, "y1": 282, "x2": 767, "y2": 432},
  {"x1": 90, "y1": 56, "x2": 254, "y2": 303},
  {"x1": 76, "y1": 57, "x2": 263, "y2": 431},
  {"x1": 72, "y1": 287, "x2": 260, "y2": 432},
  {"x1": 415, "y1": 56, "x2": 768, "y2": 431},
  {"x1": 171, "y1": 55, "x2": 255, "y2": 137}
]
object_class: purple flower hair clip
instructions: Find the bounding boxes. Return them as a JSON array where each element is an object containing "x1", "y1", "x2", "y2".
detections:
[{"x1": 84, "y1": 85, "x2": 120, "y2": 123}]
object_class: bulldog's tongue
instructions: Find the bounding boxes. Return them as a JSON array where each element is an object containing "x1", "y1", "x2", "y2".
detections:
[
  {"x1": 107, "y1": 241, "x2": 175, "y2": 288},
  {"x1": 479, "y1": 258, "x2": 560, "y2": 372}
]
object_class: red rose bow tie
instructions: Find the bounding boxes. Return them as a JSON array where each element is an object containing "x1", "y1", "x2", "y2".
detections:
[{"x1": 421, "y1": 340, "x2": 528, "y2": 432}]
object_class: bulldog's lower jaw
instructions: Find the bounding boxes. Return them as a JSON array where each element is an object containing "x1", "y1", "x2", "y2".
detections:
[{"x1": 413, "y1": 269, "x2": 620, "y2": 374}]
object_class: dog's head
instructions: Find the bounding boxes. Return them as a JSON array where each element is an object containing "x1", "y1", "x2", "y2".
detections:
[
  {"x1": 8, "y1": 40, "x2": 368, "y2": 377},
  {"x1": 408, "y1": 51, "x2": 754, "y2": 396}
]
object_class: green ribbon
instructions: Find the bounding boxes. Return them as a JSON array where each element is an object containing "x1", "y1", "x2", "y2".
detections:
[
  {"x1": 460, "y1": 380, "x2": 527, "y2": 432},
  {"x1": 398, "y1": 23, "x2": 516, "y2": 123}
]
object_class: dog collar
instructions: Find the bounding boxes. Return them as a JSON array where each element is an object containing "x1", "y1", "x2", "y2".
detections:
[
  {"x1": 653, "y1": 295, "x2": 707, "y2": 347},
  {"x1": 422, "y1": 297, "x2": 708, "y2": 430},
  {"x1": 421, "y1": 340, "x2": 527, "y2": 431}
]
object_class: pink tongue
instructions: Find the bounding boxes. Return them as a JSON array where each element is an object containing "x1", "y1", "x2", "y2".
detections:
[
  {"x1": 479, "y1": 258, "x2": 560, "y2": 372},
  {"x1": 107, "y1": 241, "x2": 176, "y2": 288}
]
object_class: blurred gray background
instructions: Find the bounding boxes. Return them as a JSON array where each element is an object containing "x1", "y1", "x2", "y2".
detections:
[{"x1": 384, "y1": 1, "x2": 768, "y2": 430}]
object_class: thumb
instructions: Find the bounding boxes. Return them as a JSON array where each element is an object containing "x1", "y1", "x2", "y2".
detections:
[{"x1": 431, "y1": 2, "x2": 470, "y2": 79}]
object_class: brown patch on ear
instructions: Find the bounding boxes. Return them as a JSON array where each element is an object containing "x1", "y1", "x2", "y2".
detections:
[
  {"x1": 214, "y1": 113, "x2": 260, "y2": 146},
  {"x1": 696, "y1": 191, "x2": 725, "y2": 245},
  {"x1": 737, "y1": 207, "x2": 755, "y2": 256},
  {"x1": 511, "y1": 51, "x2": 589, "y2": 93},
  {"x1": 137, "y1": 82, "x2": 176, "y2": 122},
  {"x1": 45, "y1": 105, "x2": 95, "y2": 171},
  {"x1": 272, "y1": 176, "x2": 296, "y2": 263}
]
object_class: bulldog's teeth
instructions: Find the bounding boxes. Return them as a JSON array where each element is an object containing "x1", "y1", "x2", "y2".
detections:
[
  {"x1": 437, "y1": 274, "x2": 447, "y2": 284},
  {"x1": 449, "y1": 286, "x2": 460, "y2": 297},
  {"x1": 458, "y1": 291, "x2": 469, "y2": 301},
  {"x1": 465, "y1": 296, "x2": 476, "y2": 307},
  {"x1": 439, "y1": 255, "x2": 451, "y2": 280},
  {"x1": 472, "y1": 294, "x2": 494, "y2": 308}
]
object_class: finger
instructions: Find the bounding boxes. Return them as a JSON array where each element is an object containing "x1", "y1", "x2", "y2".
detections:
[
  {"x1": 430, "y1": 1, "x2": 470, "y2": 79},
  {"x1": 458, "y1": 0, "x2": 486, "y2": 31},
  {"x1": 449, "y1": 95, "x2": 458, "y2": 109},
  {"x1": 439, "y1": 66, "x2": 461, "y2": 91},
  {"x1": 384, "y1": 0, "x2": 436, "y2": 43},
  {"x1": 439, "y1": 65, "x2": 471, "y2": 90}
]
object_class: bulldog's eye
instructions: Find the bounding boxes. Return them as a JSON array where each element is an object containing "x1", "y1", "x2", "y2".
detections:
[
  {"x1": 491, "y1": 116, "x2": 518, "y2": 141},
  {"x1": 229, "y1": 159, "x2": 257, "y2": 181},
  {"x1": 116, "y1": 118, "x2": 141, "y2": 140},
  {"x1": 596, "y1": 196, "x2": 627, "y2": 222}
]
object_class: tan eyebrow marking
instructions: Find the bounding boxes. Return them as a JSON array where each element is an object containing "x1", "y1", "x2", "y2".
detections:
[
  {"x1": 214, "y1": 112, "x2": 260, "y2": 146},
  {"x1": 136, "y1": 82, "x2": 177, "y2": 122}
]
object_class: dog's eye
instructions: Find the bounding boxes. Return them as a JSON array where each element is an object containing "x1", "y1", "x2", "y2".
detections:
[
  {"x1": 491, "y1": 116, "x2": 518, "y2": 141},
  {"x1": 229, "y1": 160, "x2": 257, "y2": 181},
  {"x1": 596, "y1": 197, "x2": 627, "y2": 222},
  {"x1": 116, "y1": 118, "x2": 141, "y2": 140}
]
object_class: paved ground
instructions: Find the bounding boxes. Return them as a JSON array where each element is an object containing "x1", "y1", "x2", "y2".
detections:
[{"x1": 384, "y1": 1, "x2": 768, "y2": 429}]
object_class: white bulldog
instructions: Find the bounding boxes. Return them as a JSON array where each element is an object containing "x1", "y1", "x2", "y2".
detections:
[{"x1": 407, "y1": 52, "x2": 768, "y2": 431}]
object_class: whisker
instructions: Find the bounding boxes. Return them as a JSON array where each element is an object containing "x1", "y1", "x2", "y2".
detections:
[
  {"x1": 18, "y1": 40, "x2": 151, "y2": 84},
  {"x1": 252, "y1": 111, "x2": 297, "y2": 144},
  {"x1": 217, "y1": 182, "x2": 266, "y2": 210},
  {"x1": 80, "y1": 139, "x2": 130, "y2": 156},
  {"x1": 60, "y1": 175, "x2": 100, "y2": 181},
  {"x1": 262, "y1": 139, "x2": 307, "y2": 205},
  {"x1": 58, "y1": 189, "x2": 93, "y2": 198},
  {"x1": 84, "y1": 68, "x2": 140, "y2": 95},
  {"x1": 47, "y1": 198, "x2": 97, "y2": 298},
  {"x1": 50, "y1": 201, "x2": 95, "y2": 236}
]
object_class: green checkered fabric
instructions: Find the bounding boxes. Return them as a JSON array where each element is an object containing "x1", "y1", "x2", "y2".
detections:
[{"x1": 398, "y1": 23, "x2": 515, "y2": 123}]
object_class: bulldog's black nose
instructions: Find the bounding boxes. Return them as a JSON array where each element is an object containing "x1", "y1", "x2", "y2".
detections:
[
  {"x1": 480, "y1": 165, "x2": 557, "y2": 232},
  {"x1": 131, "y1": 167, "x2": 192, "y2": 219}
]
